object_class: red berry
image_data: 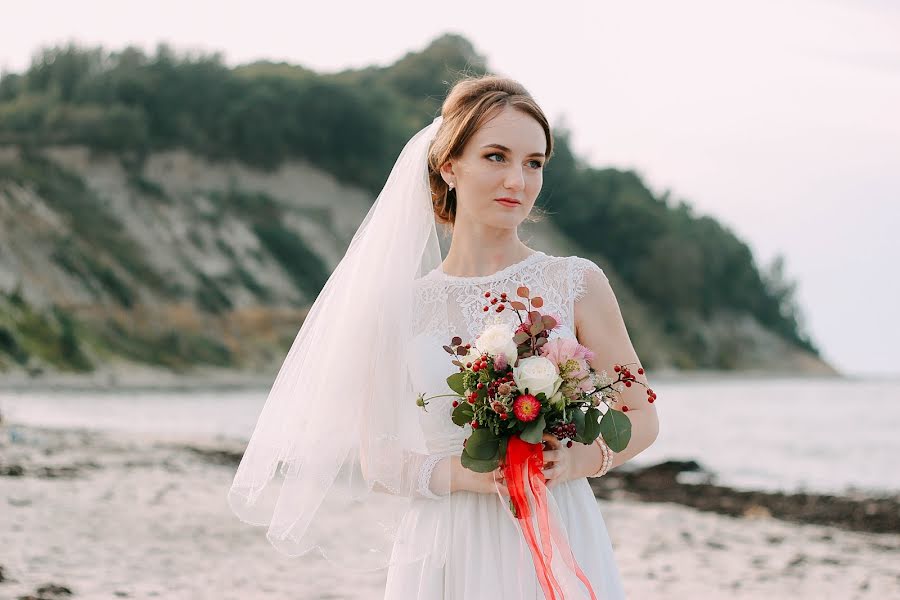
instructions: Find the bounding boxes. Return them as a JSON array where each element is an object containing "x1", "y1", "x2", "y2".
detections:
[
  {"x1": 624, "y1": 381, "x2": 631, "y2": 387},
  {"x1": 465, "y1": 343, "x2": 471, "y2": 349},
  {"x1": 471, "y1": 421, "x2": 479, "y2": 429},
  {"x1": 466, "y1": 362, "x2": 472, "y2": 368},
  {"x1": 491, "y1": 298, "x2": 498, "y2": 304},
  {"x1": 484, "y1": 292, "x2": 490, "y2": 298},
  {"x1": 452, "y1": 400, "x2": 459, "y2": 407},
  {"x1": 500, "y1": 414, "x2": 508, "y2": 420},
  {"x1": 648, "y1": 397, "x2": 655, "y2": 403},
  {"x1": 614, "y1": 365, "x2": 620, "y2": 372},
  {"x1": 477, "y1": 382, "x2": 484, "y2": 389},
  {"x1": 638, "y1": 368, "x2": 644, "y2": 375},
  {"x1": 622, "y1": 405, "x2": 629, "y2": 412},
  {"x1": 500, "y1": 292, "x2": 507, "y2": 299},
  {"x1": 566, "y1": 440, "x2": 573, "y2": 448},
  {"x1": 647, "y1": 388, "x2": 653, "y2": 395},
  {"x1": 483, "y1": 306, "x2": 489, "y2": 312}
]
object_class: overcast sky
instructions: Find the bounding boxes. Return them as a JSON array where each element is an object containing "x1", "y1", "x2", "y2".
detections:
[{"x1": 2, "y1": 0, "x2": 898, "y2": 376}]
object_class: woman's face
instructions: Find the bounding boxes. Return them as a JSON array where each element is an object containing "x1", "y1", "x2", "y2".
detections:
[{"x1": 442, "y1": 105, "x2": 546, "y2": 230}]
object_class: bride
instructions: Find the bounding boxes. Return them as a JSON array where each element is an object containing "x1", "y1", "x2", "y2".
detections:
[{"x1": 229, "y1": 75, "x2": 660, "y2": 599}]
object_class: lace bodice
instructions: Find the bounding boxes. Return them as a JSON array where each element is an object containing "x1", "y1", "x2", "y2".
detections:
[{"x1": 406, "y1": 251, "x2": 605, "y2": 455}]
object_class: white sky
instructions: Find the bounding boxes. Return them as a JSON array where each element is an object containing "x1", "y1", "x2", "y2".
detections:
[{"x1": 2, "y1": 0, "x2": 898, "y2": 376}]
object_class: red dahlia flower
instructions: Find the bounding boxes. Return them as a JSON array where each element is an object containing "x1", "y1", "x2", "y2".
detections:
[{"x1": 513, "y1": 394, "x2": 540, "y2": 422}]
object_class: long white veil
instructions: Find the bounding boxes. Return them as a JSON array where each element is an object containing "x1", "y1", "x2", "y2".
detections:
[{"x1": 227, "y1": 115, "x2": 452, "y2": 572}]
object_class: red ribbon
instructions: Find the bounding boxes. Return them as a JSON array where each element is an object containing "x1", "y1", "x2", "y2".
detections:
[{"x1": 502, "y1": 434, "x2": 598, "y2": 600}]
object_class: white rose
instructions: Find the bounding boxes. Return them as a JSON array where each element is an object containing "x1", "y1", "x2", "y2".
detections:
[
  {"x1": 513, "y1": 356, "x2": 563, "y2": 399},
  {"x1": 475, "y1": 323, "x2": 519, "y2": 365}
]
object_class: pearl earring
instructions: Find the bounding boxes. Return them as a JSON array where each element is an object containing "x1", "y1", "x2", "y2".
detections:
[{"x1": 448, "y1": 182, "x2": 455, "y2": 191}]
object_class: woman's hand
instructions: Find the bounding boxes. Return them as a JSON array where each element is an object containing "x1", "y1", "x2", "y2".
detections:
[
  {"x1": 540, "y1": 433, "x2": 574, "y2": 489},
  {"x1": 468, "y1": 466, "x2": 511, "y2": 496},
  {"x1": 455, "y1": 458, "x2": 510, "y2": 496}
]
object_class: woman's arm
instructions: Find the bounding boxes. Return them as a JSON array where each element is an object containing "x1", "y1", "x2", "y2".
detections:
[
  {"x1": 366, "y1": 454, "x2": 505, "y2": 497},
  {"x1": 574, "y1": 264, "x2": 660, "y2": 473}
]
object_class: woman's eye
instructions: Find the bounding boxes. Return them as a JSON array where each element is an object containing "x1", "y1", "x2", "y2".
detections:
[{"x1": 486, "y1": 153, "x2": 543, "y2": 169}]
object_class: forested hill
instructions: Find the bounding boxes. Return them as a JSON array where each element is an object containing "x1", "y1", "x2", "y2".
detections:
[{"x1": 0, "y1": 34, "x2": 835, "y2": 378}]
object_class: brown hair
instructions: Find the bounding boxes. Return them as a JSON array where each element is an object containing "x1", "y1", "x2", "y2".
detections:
[{"x1": 428, "y1": 75, "x2": 553, "y2": 230}]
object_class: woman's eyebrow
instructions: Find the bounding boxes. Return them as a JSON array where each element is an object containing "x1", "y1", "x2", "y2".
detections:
[{"x1": 480, "y1": 143, "x2": 545, "y2": 158}]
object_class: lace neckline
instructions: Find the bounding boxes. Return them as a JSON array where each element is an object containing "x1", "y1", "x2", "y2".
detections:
[{"x1": 432, "y1": 251, "x2": 547, "y2": 283}]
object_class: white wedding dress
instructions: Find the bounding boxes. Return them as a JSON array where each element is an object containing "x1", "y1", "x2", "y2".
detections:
[{"x1": 383, "y1": 251, "x2": 626, "y2": 599}]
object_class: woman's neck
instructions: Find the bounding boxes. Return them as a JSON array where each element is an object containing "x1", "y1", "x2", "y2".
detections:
[{"x1": 441, "y1": 225, "x2": 534, "y2": 278}]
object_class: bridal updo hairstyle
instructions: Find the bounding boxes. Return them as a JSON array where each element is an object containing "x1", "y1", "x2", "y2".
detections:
[{"x1": 428, "y1": 75, "x2": 554, "y2": 229}]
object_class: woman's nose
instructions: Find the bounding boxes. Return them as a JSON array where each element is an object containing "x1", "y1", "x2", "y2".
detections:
[{"x1": 504, "y1": 167, "x2": 525, "y2": 191}]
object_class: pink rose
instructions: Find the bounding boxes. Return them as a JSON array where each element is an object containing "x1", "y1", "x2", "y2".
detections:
[{"x1": 539, "y1": 338, "x2": 596, "y2": 398}]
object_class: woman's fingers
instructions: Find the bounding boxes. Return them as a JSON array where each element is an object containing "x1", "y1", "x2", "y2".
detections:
[
  {"x1": 542, "y1": 449, "x2": 558, "y2": 465},
  {"x1": 542, "y1": 466, "x2": 556, "y2": 487}
]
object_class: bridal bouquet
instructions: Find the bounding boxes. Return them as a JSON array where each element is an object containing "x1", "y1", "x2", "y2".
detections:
[{"x1": 416, "y1": 285, "x2": 656, "y2": 475}]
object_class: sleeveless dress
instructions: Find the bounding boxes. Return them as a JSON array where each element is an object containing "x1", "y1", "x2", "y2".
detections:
[{"x1": 383, "y1": 251, "x2": 627, "y2": 599}]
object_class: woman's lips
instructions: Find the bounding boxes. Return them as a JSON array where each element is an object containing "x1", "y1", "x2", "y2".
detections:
[{"x1": 495, "y1": 199, "x2": 521, "y2": 207}]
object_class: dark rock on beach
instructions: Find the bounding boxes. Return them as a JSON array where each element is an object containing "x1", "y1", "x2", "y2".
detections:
[
  {"x1": 590, "y1": 459, "x2": 900, "y2": 535},
  {"x1": 1, "y1": 463, "x2": 25, "y2": 476},
  {"x1": 16, "y1": 582, "x2": 74, "y2": 600}
]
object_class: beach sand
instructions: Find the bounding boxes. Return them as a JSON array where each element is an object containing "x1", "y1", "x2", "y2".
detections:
[{"x1": 1, "y1": 425, "x2": 898, "y2": 599}]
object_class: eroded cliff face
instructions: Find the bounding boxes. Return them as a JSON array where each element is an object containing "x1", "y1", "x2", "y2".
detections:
[{"x1": 0, "y1": 145, "x2": 837, "y2": 380}]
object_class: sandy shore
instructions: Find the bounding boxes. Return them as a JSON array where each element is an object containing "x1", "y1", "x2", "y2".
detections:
[{"x1": 1, "y1": 424, "x2": 898, "y2": 600}]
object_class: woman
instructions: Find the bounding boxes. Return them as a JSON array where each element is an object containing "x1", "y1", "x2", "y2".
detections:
[{"x1": 229, "y1": 75, "x2": 659, "y2": 599}]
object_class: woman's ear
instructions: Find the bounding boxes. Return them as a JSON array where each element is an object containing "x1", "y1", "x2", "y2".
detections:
[{"x1": 439, "y1": 159, "x2": 456, "y2": 188}]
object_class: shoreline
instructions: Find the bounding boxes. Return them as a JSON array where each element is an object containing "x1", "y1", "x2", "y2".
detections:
[
  {"x1": 2, "y1": 423, "x2": 897, "y2": 535},
  {"x1": 1, "y1": 364, "x2": 876, "y2": 394}
]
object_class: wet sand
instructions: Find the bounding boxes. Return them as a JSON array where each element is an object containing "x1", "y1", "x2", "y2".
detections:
[{"x1": 1, "y1": 424, "x2": 898, "y2": 599}]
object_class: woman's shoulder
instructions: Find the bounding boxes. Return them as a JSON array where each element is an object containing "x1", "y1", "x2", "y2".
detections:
[
  {"x1": 565, "y1": 254, "x2": 605, "y2": 276},
  {"x1": 561, "y1": 255, "x2": 608, "y2": 303}
]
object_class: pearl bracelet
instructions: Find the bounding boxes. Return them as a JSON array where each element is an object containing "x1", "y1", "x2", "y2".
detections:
[{"x1": 587, "y1": 437, "x2": 614, "y2": 478}]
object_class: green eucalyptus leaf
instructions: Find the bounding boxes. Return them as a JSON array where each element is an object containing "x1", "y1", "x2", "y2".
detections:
[
  {"x1": 520, "y1": 414, "x2": 546, "y2": 444},
  {"x1": 461, "y1": 449, "x2": 500, "y2": 473},
  {"x1": 599, "y1": 409, "x2": 632, "y2": 452},
  {"x1": 571, "y1": 407, "x2": 587, "y2": 441},
  {"x1": 451, "y1": 402, "x2": 474, "y2": 426},
  {"x1": 447, "y1": 372, "x2": 466, "y2": 395},
  {"x1": 466, "y1": 428, "x2": 500, "y2": 460},
  {"x1": 583, "y1": 407, "x2": 602, "y2": 442}
]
